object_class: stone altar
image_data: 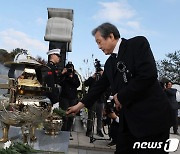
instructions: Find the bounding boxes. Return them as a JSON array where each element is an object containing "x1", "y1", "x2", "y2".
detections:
[{"x1": 0, "y1": 126, "x2": 70, "y2": 153}]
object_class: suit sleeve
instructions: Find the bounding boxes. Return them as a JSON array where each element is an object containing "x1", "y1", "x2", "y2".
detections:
[
  {"x1": 84, "y1": 77, "x2": 94, "y2": 87},
  {"x1": 117, "y1": 37, "x2": 158, "y2": 106},
  {"x1": 81, "y1": 72, "x2": 110, "y2": 108},
  {"x1": 164, "y1": 88, "x2": 177, "y2": 97}
]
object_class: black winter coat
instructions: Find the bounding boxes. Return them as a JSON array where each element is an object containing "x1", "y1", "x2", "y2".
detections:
[
  {"x1": 60, "y1": 73, "x2": 80, "y2": 99},
  {"x1": 82, "y1": 36, "x2": 172, "y2": 138}
]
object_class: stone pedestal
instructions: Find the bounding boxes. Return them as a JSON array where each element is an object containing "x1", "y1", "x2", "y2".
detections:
[{"x1": 0, "y1": 126, "x2": 70, "y2": 153}]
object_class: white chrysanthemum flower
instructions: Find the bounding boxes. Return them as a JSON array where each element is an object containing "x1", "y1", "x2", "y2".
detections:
[{"x1": 4, "y1": 140, "x2": 11, "y2": 149}]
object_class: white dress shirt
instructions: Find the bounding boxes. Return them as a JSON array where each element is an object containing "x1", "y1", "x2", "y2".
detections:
[{"x1": 112, "y1": 38, "x2": 122, "y2": 56}]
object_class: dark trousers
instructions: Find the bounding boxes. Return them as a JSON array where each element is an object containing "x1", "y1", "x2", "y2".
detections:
[
  {"x1": 171, "y1": 109, "x2": 178, "y2": 133},
  {"x1": 109, "y1": 120, "x2": 119, "y2": 143},
  {"x1": 86, "y1": 102, "x2": 104, "y2": 133},
  {"x1": 115, "y1": 124, "x2": 170, "y2": 154},
  {"x1": 59, "y1": 97, "x2": 77, "y2": 131}
]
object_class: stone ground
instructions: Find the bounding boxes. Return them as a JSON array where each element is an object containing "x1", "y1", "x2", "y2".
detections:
[
  {"x1": 0, "y1": 116, "x2": 179, "y2": 154},
  {"x1": 68, "y1": 116, "x2": 180, "y2": 154},
  {"x1": 68, "y1": 116, "x2": 115, "y2": 154}
]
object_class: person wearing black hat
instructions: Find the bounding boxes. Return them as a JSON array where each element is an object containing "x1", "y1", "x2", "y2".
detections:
[
  {"x1": 45, "y1": 48, "x2": 61, "y2": 105},
  {"x1": 59, "y1": 61, "x2": 80, "y2": 136}
]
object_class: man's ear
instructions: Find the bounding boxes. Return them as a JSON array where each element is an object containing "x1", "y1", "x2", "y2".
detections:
[{"x1": 109, "y1": 33, "x2": 115, "y2": 40}]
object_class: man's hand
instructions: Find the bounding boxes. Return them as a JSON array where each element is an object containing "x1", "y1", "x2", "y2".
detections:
[
  {"x1": 62, "y1": 68, "x2": 67, "y2": 74},
  {"x1": 114, "y1": 93, "x2": 122, "y2": 111},
  {"x1": 66, "y1": 102, "x2": 85, "y2": 115},
  {"x1": 92, "y1": 73, "x2": 96, "y2": 79},
  {"x1": 108, "y1": 112, "x2": 117, "y2": 120},
  {"x1": 69, "y1": 74, "x2": 73, "y2": 78}
]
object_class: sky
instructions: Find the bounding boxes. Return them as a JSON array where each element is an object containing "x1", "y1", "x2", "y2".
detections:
[{"x1": 0, "y1": 0, "x2": 180, "y2": 76}]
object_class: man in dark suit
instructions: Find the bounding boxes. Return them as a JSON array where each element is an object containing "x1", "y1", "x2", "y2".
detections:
[
  {"x1": 84, "y1": 69, "x2": 104, "y2": 137},
  {"x1": 67, "y1": 23, "x2": 172, "y2": 154},
  {"x1": 164, "y1": 81, "x2": 179, "y2": 135}
]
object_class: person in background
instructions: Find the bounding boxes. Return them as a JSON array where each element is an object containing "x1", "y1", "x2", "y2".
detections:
[
  {"x1": 59, "y1": 62, "x2": 80, "y2": 138},
  {"x1": 103, "y1": 94, "x2": 119, "y2": 147},
  {"x1": 164, "y1": 81, "x2": 179, "y2": 135},
  {"x1": 84, "y1": 69, "x2": 104, "y2": 137},
  {"x1": 66, "y1": 22, "x2": 172, "y2": 154},
  {"x1": 45, "y1": 49, "x2": 61, "y2": 105}
]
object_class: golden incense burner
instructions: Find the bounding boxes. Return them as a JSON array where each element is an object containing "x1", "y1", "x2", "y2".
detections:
[{"x1": 0, "y1": 52, "x2": 52, "y2": 143}]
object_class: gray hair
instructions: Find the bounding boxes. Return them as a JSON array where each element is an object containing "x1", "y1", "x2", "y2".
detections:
[{"x1": 92, "y1": 22, "x2": 120, "y2": 39}]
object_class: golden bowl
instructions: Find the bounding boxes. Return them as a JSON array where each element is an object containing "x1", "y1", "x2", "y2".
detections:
[{"x1": 43, "y1": 115, "x2": 63, "y2": 135}]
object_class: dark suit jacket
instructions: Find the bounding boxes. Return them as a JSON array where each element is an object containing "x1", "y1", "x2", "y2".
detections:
[
  {"x1": 165, "y1": 88, "x2": 178, "y2": 110},
  {"x1": 82, "y1": 36, "x2": 172, "y2": 138}
]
